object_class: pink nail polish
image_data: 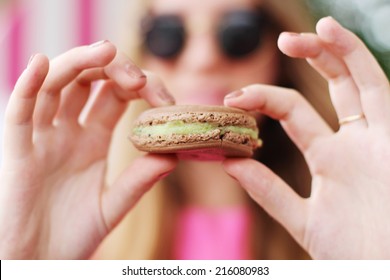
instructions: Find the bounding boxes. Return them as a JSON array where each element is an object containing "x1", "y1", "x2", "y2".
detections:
[
  {"x1": 125, "y1": 63, "x2": 147, "y2": 79},
  {"x1": 27, "y1": 54, "x2": 36, "y2": 67},
  {"x1": 225, "y1": 89, "x2": 244, "y2": 100},
  {"x1": 285, "y1": 32, "x2": 301, "y2": 37},
  {"x1": 157, "y1": 171, "x2": 171, "y2": 180},
  {"x1": 89, "y1": 39, "x2": 108, "y2": 48},
  {"x1": 156, "y1": 87, "x2": 175, "y2": 105}
]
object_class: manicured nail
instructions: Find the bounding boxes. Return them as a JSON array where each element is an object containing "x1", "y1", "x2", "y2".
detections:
[
  {"x1": 157, "y1": 171, "x2": 171, "y2": 180},
  {"x1": 89, "y1": 39, "x2": 108, "y2": 48},
  {"x1": 285, "y1": 32, "x2": 301, "y2": 37},
  {"x1": 225, "y1": 89, "x2": 244, "y2": 100},
  {"x1": 156, "y1": 87, "x2": 175, "y2": 105},
  {"x1": 27, "y1": 54, "x2": 36, "y2": 67},
  {"x1": 327, "y1": 16, "x2": 341, "y2": 27},
  {"x1": 125, "y1": 63, "x2": 147, "y2": 79}
]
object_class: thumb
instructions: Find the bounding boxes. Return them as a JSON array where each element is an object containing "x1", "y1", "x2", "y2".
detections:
[
  {"x1": 222, "y1": 158, "x2": 307, "y2": 244},
  {"x1": 101, "y1": 154, "x2": 177, "y2": 231}
]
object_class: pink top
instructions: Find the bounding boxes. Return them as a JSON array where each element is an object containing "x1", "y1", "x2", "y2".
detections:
[{"x1": 173, "y1": 205, "x2": 252, "y2": 260}]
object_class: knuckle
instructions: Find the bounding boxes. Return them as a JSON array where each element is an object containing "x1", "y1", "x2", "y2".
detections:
[{"x1": 287, "y1": 88, "x2": 303, "y2": 103}]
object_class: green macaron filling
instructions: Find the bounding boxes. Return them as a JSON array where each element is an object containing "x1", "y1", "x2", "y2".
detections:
[{"x1": 133, "y1": 120, "x2": 258, "y2": 139}]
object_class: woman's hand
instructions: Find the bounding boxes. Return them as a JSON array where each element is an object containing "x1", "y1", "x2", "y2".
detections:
[
  {"x1": 223, "y1": 17, "x2": 390, "y2": 259},
  {"x1": 0, "y1": 41, "x2": 177, "y2": 259}
]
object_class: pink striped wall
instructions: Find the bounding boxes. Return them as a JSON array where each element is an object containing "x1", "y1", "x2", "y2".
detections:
[
  {"x1": 0, "y1": 0, "x2": 129, "y2": 95},
  {"x1": 77, "y1": 0, "x2": 94, "y2": 46},
  {"x1": 7, "y1": 3, "x2": 26, "y2": 92}
]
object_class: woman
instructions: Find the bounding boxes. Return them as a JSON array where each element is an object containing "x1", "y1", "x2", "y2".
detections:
[
  {"x1": 98, "y1": 0, "x2": 336, "y2": 259},
  {"x1": 1, "y1": 0, "x2": 389, "y2": 259}
]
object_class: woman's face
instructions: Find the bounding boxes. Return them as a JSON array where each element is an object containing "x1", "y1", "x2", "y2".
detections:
[{"x1": 142, "y1": 0, "x2": 280, "y2": 105}]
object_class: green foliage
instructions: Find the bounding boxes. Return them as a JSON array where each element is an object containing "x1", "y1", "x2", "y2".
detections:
[{"x1": 307, "y1": 0, "x2": 390, "y2": 78}]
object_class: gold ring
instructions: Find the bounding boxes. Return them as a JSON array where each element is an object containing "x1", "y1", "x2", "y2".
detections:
[{"x1": 338, "y1": 113, "x2": 365, "y2": 125}]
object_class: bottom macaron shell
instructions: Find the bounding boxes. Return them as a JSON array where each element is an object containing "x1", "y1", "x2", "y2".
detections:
[{"x1": 133, "y1": 139, "x2": 253, "y2": 161}]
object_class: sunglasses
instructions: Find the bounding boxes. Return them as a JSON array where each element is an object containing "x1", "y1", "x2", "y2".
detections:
[{"x1": 141, "y1": 10, "x2": 269, "y2": 59}]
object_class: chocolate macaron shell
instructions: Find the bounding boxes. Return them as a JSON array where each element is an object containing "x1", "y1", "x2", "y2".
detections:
[
  {"x1": 133, "y1": 105, "x2": 257, "y2": 128},
  {"x1": 129, "y1": 105, "x2": 261, "y2": 160},
  {"x1": 131, "y1": 138, "x2": 253, "y2": 160}
]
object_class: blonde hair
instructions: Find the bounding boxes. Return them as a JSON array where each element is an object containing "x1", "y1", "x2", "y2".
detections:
[{"x1": 95, "y1": 0, "x2": 337, "y2": 259}]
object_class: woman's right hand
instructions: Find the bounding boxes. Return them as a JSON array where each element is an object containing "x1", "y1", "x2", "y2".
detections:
[{"x1": 0, "y1": 41, "x2": 177, "y2": 259}]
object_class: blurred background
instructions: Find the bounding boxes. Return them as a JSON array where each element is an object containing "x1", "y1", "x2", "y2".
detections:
[
  {"x1": 0, "y1": 0, "x2": 130, "y2": 158},
  {"x1": 0, "y1": 0, "x2": 389, "y2": 161},
  {"x1": 0, "y1": 0, "x2": 389, "y2": 97},
  {"x1": 0, "y1": 0, "x2": 130, "y2": 96},
  {"x1": 309, "y1": 0, "x2": 390, "y2": 79}
]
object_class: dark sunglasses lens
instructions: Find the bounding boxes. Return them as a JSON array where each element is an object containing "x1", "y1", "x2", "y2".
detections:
[
  {"x1": 219, "y1": 11, "x2": 263, "y2": 58},
  {"x1": 144, "y1": 15, "x2": 184, "y2": 58}
]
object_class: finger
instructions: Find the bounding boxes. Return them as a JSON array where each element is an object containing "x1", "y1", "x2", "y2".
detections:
[
  {"x1": 43, "y1": 41, "x2": 116, "y2": 93},
  {"x1": 57, "y1": 63, "x2": 174, "y2": 131},
  {"x1": 34, "y1": 41, "x2": 116, "y2": 127},
  {"x1": 278, "y1": 32, "x2": 366, "y2": 129},
  {"x1": 3, "y1": 54, "x2": 49, "y2": 157},
  {"x1": 101, "y1": 154, "x2": 178, "y2": 231},
  {"x1": 85, "y1": 72, "x2": 175, "y2": 130},
  {"x1": 224, "y1": 84, "x2": 333, "y2": 153},
  {"x1": 81, "y1": 80, "x2": 128, "y2": 131},
  {"x1": 316, "y1": 17, "x2": 390, "y2": 127},
  {"x1": 99, "y1": 50, "x2": 147, "y2": 101},
  {"x1": 55, "y1": 56, "x2": 144, "y2": 125},
  {"x1": 64, "y1": 71, "x2": 174, "y2": 131},
  {"x1": 54, "y1": 68, "x2": 106, "y2": 123},
  {"x1": 222, "y1": 158, "x2": 307, "y2": 245},
  {"x1": 86, "y1": 57, "x2": 174, "y2": 106},
  {"x1": 33, "y1": 41, "x2": 117, "y2": 127},
  {"x1": 137, "y1": 71, "x2": 175, "y2": 107},
  {"x1": 75, "y1": 71, "x2": 175, "y2": 132}
]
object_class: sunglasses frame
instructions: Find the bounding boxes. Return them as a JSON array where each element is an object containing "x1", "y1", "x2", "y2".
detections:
[{"x1": 140, "y1": 9, "x2": 271, "y2": 60}]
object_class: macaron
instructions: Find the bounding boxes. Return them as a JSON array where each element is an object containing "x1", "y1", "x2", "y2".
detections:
[{"x1": 129, "y1": 105, "x2": 262, "y2": 160}]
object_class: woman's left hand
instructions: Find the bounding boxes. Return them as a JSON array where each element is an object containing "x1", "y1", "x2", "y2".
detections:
[{"x1": 223, "y1": 17, "x2": 390, "y2": 259}]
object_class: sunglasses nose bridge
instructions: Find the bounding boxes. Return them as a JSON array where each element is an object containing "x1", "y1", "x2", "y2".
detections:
[
  {"x1": 187, "y1": 16, "x2": 213, "y2": 36},
  {"x1": 174, "y1": 17, "x2": 223, "y2": 66},
  {"x1": 180, "y1": 33, "x2": 225, "y2": 70}
]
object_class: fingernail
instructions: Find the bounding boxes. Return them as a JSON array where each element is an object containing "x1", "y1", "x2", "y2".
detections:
[
  {"x1": 157, "y1": 171, "x2": 171, "y2": 180},
  {"x1": 156, "y1": 87, "x2": 175, "y2": 105},
  {"x1": 27, "y1": 54, "x2": 36, "y2": 67},
  {"x1": 285, "y1": 32, "x2": 301, "y2": 37},
  {"x1": 325, "y1": 16, "x2": 335, "y2": 21},
  {"x1": 327, "y1": 16, "x2": 341, "y2": 27},
  {"x1": 225, "y1": 89, "x2": 244, "y2": 100},
  {"x1": 125, "y1": 63, "x2": 147, "y2": 79},
  {"x1": 89, "y1": 39, "x2": 108, "y2": 48}
]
